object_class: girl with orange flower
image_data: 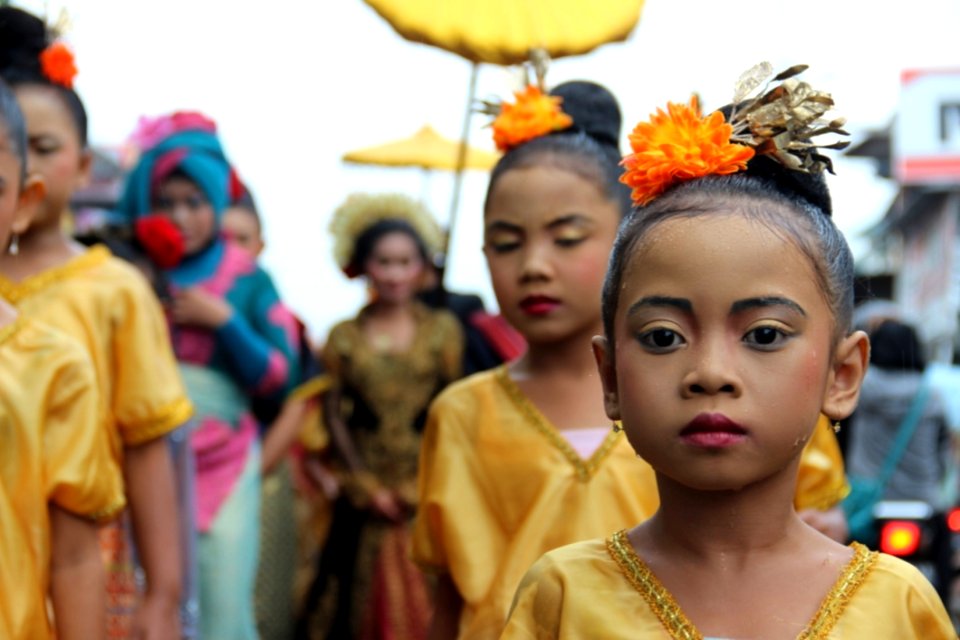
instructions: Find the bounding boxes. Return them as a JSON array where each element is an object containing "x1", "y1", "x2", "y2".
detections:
[
  {"x1": 499, "y1": 69, "x2": 954, "y2": 638},
  {"x1": 0, "y1": 8, "x2": 191, "y2": 639},
  {"x1": 411, "y1": 79, "x2": 853, "y2": 640}
]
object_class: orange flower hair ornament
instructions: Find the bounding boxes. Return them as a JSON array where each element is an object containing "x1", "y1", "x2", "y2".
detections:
[
  {"x1": 621, "y1": 63, "x2": 850, "y2": 207},
  {"x1": 489, "y1": 85, "x2": 573, "y2": 152},
  {"x1": 39, "y1": 42, "x2": 77, "y2": 89},
  {"x1": 478, "y1": 48, "x2": 573, "y2": 152}
]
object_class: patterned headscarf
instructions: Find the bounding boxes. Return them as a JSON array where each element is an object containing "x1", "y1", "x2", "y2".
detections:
[{"x1": 116, "y1": 111, "x2": 231, "y2": 222}]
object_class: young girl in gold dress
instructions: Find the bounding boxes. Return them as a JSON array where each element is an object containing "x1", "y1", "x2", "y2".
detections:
[
  {"x1": 501, "y1": 65, "x2": 955, "y2": 639},
  {"x1": 310, "y1": 193, "x2": 463, "y2": 639},
  {"x1": 0, "y1": 78, "x2": 124, "y2": 640},
  {"x1": 413, "y1": 75, "x2": 854, "y2": 639}
]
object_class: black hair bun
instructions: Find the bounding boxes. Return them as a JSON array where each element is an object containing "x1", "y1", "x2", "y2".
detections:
[
  {"x1": 717, "y1": 103, "x2": 832, "y2": 216},
  {"x1": 550, "y1": 80, "x2": 622, "y2": 151},
  {"x1": 0, "y1": 7, "x2": 49, "y2": 84}
]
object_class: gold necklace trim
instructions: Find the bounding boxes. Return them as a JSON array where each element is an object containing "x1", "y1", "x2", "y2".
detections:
[
  {"x1": 494, "y1": 365, "x2": 621, "y2": 482},
  {"x1": 606, "y1": 530, "x2": 877, "y2": 640},
  {"x1": 799, "y1": 542, "x2": 876, "y2": 639},
  {"x1": 607, "y1": 529, "x2": 703, "y2": 640},
  {"x1": 0, "y1": 245, "x2": 110, "y2": 303}
]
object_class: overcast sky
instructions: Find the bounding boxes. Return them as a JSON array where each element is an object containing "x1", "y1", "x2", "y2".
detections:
[{"x1": 14, "y1": 0, "x2": 960, "y2": 339}]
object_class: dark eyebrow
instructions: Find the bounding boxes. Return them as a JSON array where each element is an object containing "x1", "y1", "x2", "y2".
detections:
[
  {"x1": 546, "y1": 214, "x2": 593, "y2": 230},
  {"x1": 627, "y1": 296, "x2": 693, "y2": 317},
  {"x1": 485, "y1": 220, "x2": 523, "y2": 234},
  {"x1": 730, "y1": 296, "x2": 806, "y2": 317}
]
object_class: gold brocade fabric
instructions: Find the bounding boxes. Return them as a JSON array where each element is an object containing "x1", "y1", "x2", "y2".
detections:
[
  {"x1": 501, "y1": 534, "x2": 956, "y2": 639},
  {"x1": 412, "y1": 368, "x2": 854, "y2": 640},
  {"x1": 318, "y1": 303, "x2": 463, "y2": 637},
  {"x1": 0, "y1": 318, "x2": 125, "y2": 640},
  {"x1": 0, "y1": 246, "x2": 193, "y2": 463},
  {"x1": 323, "y1": 303, "x2": 463, "y2": 505}
]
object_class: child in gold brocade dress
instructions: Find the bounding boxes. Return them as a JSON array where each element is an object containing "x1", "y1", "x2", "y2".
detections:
[{"x1": 501, "y1": 65, "x2": 955, "y2": 639}]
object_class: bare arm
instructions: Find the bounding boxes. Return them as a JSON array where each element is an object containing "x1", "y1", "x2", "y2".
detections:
[
  {"x1": 124, "y1": 437, "x2": 182, "y2": 639},
  {"x1": 261, "y1": 399, "x2": 309, "y2": 475},
  {"x1": 429, "y1": 574, "x2": 464, "y2": 640},
  {"x1": 49, "y1": 505, "x2": 105, "y2": 640}
]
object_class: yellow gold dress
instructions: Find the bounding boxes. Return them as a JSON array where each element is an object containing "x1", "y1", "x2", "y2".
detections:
[
  {"x1": 412, "y1": 367, "x2": 851, "y2": 639},
  {"x1": 0, "y1": 245, "x2": 192, "y2": 637},
  {"x1": 0, "y1": 246, "x2": 193, "y2": 457},
  {"x1": 0, "y1": 317, "x2": 125, "y2": 639},
  {"x1": 501, "y1": 531, "x2": 957, "y2": 639}
]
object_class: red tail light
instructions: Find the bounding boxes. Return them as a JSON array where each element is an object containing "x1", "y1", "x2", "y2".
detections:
[
  {"x1": 947, "y1": 508, "x2": 960, "y2": 533},
  {"x1": 879, "y1": 521, "x2": 922, "y2": 556}
]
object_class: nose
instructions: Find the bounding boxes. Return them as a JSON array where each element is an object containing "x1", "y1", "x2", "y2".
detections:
[
  {"x1": 682, "y1": 332, "x2": 741, "y2": 398},
  {"x1": 519, "y1": 239, "x2": 554, "y2": 283}
]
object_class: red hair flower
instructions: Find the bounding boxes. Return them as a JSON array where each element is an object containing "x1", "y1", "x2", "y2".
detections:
[
  {"x1": 39, "y1": 42, "x2": 78, "y2": 89},
  {"x1": 491, "y1": 85, "x2": 573, "y2": 152},
  {"x1": 135, "y1": 215, "x2": 185, "y2": 269}
]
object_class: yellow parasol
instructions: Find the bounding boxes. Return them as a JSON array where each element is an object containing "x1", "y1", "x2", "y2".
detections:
[
  {"x1": 363, "y1": 0, "x2": 644, "y2": 66},
  {"x1": 342, "y1": 125, "x2": 499, "y2": 171},
  {"x1": 362, "y1": 0, "x2": 645, "y2": 266}
]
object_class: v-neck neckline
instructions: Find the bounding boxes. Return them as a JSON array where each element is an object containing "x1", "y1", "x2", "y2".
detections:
[
  {"x1": 495, "y1": 365, "x2": 622, "y2": 482},
  {"x1": 606, "y1": 529, "x2": 877, "y2": 640}
]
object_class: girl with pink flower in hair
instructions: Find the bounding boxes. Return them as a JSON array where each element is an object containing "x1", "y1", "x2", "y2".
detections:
[{"x1": 117, "y1": 112, "x2": 297, "y2": 640}]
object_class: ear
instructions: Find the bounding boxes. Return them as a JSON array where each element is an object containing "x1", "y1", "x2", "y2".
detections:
[
  {"x1": 74, "y1": 148, "x2": 94, "y2": 189},
  {"x1": 592, "y1": 335, "x2": 621, "y2": 420},
  {"x1": 13, "y1": 173, "x2": 45, "y2": 235},
  {"x1": 821, "y1": 330, "x2": 869, "y2": 421}
]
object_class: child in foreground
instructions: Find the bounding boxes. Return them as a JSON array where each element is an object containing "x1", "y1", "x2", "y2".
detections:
[
  {"x1": 413, "y1": 73, "x2": 852, "y2": 639},
  {"x1": 500, "y1": 65, "x2": 955, "y2": 638},
  {"x1": 0, "y1": 78, "x2": 124, "y2": 640}
]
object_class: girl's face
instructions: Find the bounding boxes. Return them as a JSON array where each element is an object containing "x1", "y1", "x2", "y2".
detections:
[
  {"x1": 153, "y1": 175, "x2": 217, "y2": 256},
  {"x1": 15, "y1": 85, "x2": 90, "y2": 229},
  {"x1": 0, "y1": 125, "x2": 41, "y2": 249},
  {"x1": 363, "y1": 230, "x2": 425, "y2": 305},
  {"x1": 222, "y1": 207, "x2": 264, "y2": 257},
  {"x1": 484, "y1": 164, "x2": 620, "y2": 345},
  {"x1": 596, "y1": 211, "x2": 866, "y2": 492}
]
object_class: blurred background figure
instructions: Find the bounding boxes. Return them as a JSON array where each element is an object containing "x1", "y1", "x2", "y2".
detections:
[{"x1": 299, "y1": 193, "x2": 463, "y2": 639}]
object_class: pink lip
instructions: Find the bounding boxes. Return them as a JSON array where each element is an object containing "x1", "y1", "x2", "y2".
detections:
[
  {"x1": 519, "y1": 295, "x2": 561, "y2": 316},
  {"x1": 680, "y1": 413, "x2": 748, "y2": 448}
]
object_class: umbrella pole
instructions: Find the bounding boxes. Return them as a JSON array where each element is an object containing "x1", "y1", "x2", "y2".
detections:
[{"x1": 443, "y1": 61, "x2": 480, "y2": 287}]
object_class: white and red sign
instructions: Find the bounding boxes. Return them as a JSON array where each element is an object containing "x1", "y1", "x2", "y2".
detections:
[{"x1": 895, "y1": 68, "x2": 960, "y2": 185}]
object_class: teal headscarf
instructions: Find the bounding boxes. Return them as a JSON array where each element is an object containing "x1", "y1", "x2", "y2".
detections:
[{"x1": 116, "y1": 120, "x2": 231, "y2": 222}]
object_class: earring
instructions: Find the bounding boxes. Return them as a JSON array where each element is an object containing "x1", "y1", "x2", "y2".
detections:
[
  {"x1": 612, "y1": 421, "x2": 622, "y2": 433},
  {"x1": 8, "y1": 233, "x2": 18, "y2": 256},
  {"x1": 833, "y1": 421, "x2": 841, "y2": 433}
]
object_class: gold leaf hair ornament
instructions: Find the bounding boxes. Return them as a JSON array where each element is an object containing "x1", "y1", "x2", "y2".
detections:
[
  {"x1": 620, "y1": 63, "x2": 850, "y2": 207},
  {"x1": 478, "y1": 48, "x2": 574, "y2": 153},
  {"x1": 329, "y1": 193, "x2": 444, "y2": 279}
]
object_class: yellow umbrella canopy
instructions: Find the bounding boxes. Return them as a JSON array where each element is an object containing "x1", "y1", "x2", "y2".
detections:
[
  {"x1": 363, "y1": 0, "x2": 645, "y2": 65},
  {"x1": 342, "y1": 125, "x2": 499, "y2": 171}
]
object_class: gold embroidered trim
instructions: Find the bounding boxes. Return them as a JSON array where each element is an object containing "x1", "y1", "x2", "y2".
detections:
[
  {"x1": 494, "y1": 365, "x2": 621, "y2": 482},
  {"x1": 607, "y1": 530, "x2": 879, "y2": 640},
  {"x1": 607, "y1": 529, "x2": 703, "y2": 640},
  {"x1": 800, "y1": 542, "x2": 877, "y2": 639},
  {"x1": 0, "y1": 245, "x2": 110, "y2": 303},
  {"x1": 121, "y1": 397, "x2": 194, "y2": 447}
]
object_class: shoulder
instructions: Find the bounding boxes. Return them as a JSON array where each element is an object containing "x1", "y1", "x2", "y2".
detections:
[
  {"x1": 419, "y1": 304, "x2": 462, "y2": 336},
  {"x1": 870, "y1": 552, "x2": 945, "y2": 600},
  {"x1": 8, "y1": 318, "x2": 94, "y2": 383},
  {"x1": 848, "y1": 550, "x2": 956, "y2": 634},
  {"x1": 513, "y1": 538, "x2": 616, "y2": 609},
  {"x1": 429, "y1": 368, "x2": 501, "y2": 415}
]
